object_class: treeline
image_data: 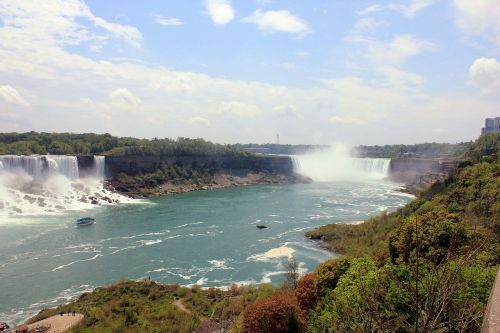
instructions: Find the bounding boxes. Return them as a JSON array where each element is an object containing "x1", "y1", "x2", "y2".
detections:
[
  {"x1": 0, "y1": 132, "x2": 250, "y2": 157},
  {"x1": 237, "y1": 142, "x2": 470, "y2": 158},
  {"x1": 357, "y1": 142, "x2": 471, "y2": 158},
  {"x1": 235, "y1": 144, "x2": 326, "y2": 155}
]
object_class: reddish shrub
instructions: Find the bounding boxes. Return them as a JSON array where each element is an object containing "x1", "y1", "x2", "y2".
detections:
[
  {"x1": 294, "y1": 273, "x2": 318, "y2": 313},
  {"x1": 242, "y1": 292, "x2": 305, "y2": 333}
]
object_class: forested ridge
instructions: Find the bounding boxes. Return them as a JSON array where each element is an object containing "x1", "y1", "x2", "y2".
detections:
[
  {"x1": 0, "y1": 132, "x2": 250, "y2": 157},
  {"x1": 237, "y1": 142, "x2": 470, "y2": 158},
  {"x1": 0, "y1": 132, "x2": 469, "y2": 159}
]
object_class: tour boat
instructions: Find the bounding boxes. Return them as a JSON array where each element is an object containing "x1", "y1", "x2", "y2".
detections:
[{"x1": 76, "y1": 217, "x2": 95, "y2": 226}]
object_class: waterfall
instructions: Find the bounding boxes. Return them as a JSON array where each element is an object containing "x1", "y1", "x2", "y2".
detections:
[
  {"x1": 0, "y1": 155, "x2": 48, "y2": 181},
  {"x1": 0, "y1": 154, "x2": 131, "y2": 219},
  {"x1": 0, "y1": 155, "x2": 79, "y2": 181},
  {"x1": 93, "y1": 156, "x2": 106, "y2": 179},
  {"x1": 47, "y1": 156, "x2": 79, "y2": 180},
  {"x1": 291, "y1": 145, "x2": 390, "y2": 182}
]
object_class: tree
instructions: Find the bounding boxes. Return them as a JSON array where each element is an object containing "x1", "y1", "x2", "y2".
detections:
[
  {"x1": 294, "y1": 273, "x2": 318, "y2": 314},
  {"x1": 284, "y1": 258, "x2": 299, "y2": 290}
]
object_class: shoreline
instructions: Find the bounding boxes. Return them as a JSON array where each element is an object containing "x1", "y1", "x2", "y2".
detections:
[{"x1": 106, "y1": 172, "x2": 311, "y2": 199}]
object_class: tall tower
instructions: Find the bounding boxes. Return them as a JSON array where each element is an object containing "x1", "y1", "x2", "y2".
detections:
[{"x1": 276, "y1": 133, "x2": 280, "y2": 145}]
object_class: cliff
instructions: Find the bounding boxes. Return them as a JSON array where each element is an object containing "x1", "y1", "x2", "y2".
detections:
[
  {"x1": 103, "y1": 155, "x2": 295, "y2": 176},
  {"x1": 75, "y1": 154, "x2": 306, "y2": 198},
  {"x1": 388, "y1": 157, "x2": 459, "y2": 194}
]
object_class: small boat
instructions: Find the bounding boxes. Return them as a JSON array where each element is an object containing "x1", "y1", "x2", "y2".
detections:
[
  {"x1": 76, "y1": 217, "x2": 95, "y2": 226},
  {"x1": 256, "y1": 224, "x2": 268, "y2": 229}
]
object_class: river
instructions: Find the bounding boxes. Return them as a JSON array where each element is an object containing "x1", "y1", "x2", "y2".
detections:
[{"x1": 0, "y1": 178, "x2": 412, "y2": 325}]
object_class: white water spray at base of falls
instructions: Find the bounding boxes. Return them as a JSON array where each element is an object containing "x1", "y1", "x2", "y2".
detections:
[
  {"x1": 0, "y1": 155, "x2": 134, "y2": 220},
  {"x1": 291, "y1": 144, "x2": 391, "y2": 182}
]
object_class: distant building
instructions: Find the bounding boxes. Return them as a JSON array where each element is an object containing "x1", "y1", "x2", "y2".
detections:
[{"x1": 482, "y1": 117, "x2": 500, "y2": 134}]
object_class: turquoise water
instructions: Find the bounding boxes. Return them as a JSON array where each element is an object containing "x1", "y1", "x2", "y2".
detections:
[{"x1": 0, "y1": 181, "x2": 412, "y2": 325}]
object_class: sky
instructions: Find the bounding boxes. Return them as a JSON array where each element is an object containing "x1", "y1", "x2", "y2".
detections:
[{"x1": 0, "y1": 0, "x2": 499, "y2": 145}]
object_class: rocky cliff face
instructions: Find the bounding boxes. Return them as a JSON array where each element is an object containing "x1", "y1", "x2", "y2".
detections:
[
  {"x1": 103, "y1": 155, "x2": 295, "y2": 177},
  {"x1": 75, "y1": 154, "x2": 302, "y2": 198},
  {"x1": 389, "y1": 158, "x2": 459, "y2": 194}
]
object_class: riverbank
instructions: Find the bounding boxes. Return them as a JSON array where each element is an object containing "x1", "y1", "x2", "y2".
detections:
[{"x1": 106, "y1": 171, "x2": 310, "y2": 198}]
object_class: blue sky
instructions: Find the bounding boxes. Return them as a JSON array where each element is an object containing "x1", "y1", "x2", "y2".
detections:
[{"x1": 0, "y1": 0, "x2": 499, "y2": 144}]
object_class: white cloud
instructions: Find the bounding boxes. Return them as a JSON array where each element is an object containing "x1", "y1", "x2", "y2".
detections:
[
  {"x1": 90, "y1": 17, "x2": 142, "y2": 48},
  {"x1": 189, "y1": 116, "x2": 211, "y2": 127},
  {"x1": 218, "y1": 101, "x2": 261, "y2": 117},
  {"x1": 329, "y1": 116, "x2": 367, "y2": 126},
  {"x1": 353, "y1": 18, "x2": 388, "y2": 34},
  {"x1": 469, "y1": 58, "x2": 500, "y2": 94},
  {"x1": 274, "y1": 104, "x2": 302, "y2": 119},
  {"x1": 151, "y1": 14, "x2": 183, "y2": 26},
  {"x1": 0, "y1": 0, "x2": 142, "y2": 50},
  {"x1": 452, "y1": 0, "x2": 500, "y2": 49},
  {"x1": 204, "y1": 0, "x2": 234, "y2": 25},
  {"x1": 109, "y1": 88, "x2": 141, "y2": 108},
  {"x1": 348, "y1": 34, "x2": 436, "y2": 66},
  {"x1": 360, "y1": 0, "x2": 436, "y2": 17},
  {"x1": 0, "y1": 85, "x2": 29, "y2": 106},
  {"x1": 242, "y1": 10, "x2": 311, "y2": 37}
]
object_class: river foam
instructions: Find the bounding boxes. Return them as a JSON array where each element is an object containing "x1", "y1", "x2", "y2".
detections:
[{"x1": 0, "y1": 155, "x2": 138, "y2": 221}]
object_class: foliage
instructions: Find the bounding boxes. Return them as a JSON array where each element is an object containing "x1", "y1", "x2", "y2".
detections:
[
  {"x1": 357, "y1": 142, "x2": 470, "y2": 158},
  {"x1": 29, "y1": 280, "x2": 276, "y2": 333},
  {"x1": 0, "y1": 132, "x2": 251, "y2": 157},
  {"x1": 305, "y1": 210, "x2": 410, "y2": 259},
  {"x1": 294, "y1": 274, "x2": 318, "y2": 314},
  {"x1": 241, "y1": 292, "x2": 306, "y2": 333},
  {"x1": 308, "y1": 256, "x2": 496, "y2": 333},
  {"x1": 313, "y1": 258, "x2": 351, "y2": 297},
  {"x1": 236, "y1": 142, "x2": 470, "y2": 158},
  {"x1": 308, "y1": 257, "x2": 410, "y2": 333}
]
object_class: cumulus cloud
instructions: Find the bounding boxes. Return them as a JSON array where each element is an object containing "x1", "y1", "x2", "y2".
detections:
[
  {"x1": 469, "y1": 57, "x2": 500, "y2": 94},
  {"x1": 360, "y1": 0, "x2": 436, "y2": 17},
  {"x1": 452, "y1": 0, "x2": 500, "y2": 49},
  {"x1": 151, "y1": 14, "x2": 183, "y2": 26},
  {"x1": 109, "y1": 88, "x2": 141, "y2": 108},
  {"x1": 0, "y1": 0, "x2": 142, "y2": 50},
  {"x1": 204, "y1": 0, "x2": 234, "y2": 25},
  {"x1": 189, "y1": 116, "x2": 211, "y2": 127},
  {"x1": 0, "y1": 85, "x2": 29, "y2": 106},
  {"x1": 345, "y1": 33, "x2": 435, "y2": 90},
  {"x1": 242, "y1": 9, "x2": 311, "y2": 37}
]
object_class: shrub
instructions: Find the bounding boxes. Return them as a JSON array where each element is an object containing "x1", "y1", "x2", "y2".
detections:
[
  {"x1": 314, "y1": 257, "x2": 350, "y2": 296},
  {"x1": 242, "y1": 292, "x2": 305, "y2": 333},
  {"x1": 294, "y1": 273, "x2": 318, "y2": 314}
]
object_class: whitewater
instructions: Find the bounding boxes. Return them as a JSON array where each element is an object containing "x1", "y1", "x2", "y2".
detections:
[{"x1": 0, "y1": 155, "x2": 133, "y2": 220}]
